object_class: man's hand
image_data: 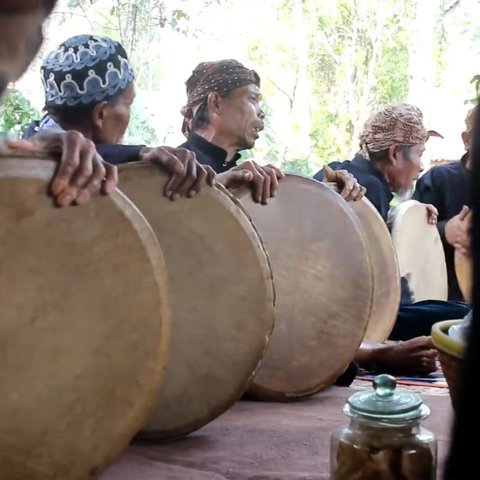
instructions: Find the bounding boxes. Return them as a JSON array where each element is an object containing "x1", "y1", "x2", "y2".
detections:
[
  {"x1": 424, "y1": 204, "x2": 438, "y2": 225},
  {"x1": 6, "y1": 131, "x2": 117, "y2": 207},
  {"x1": 140, "y1": 146, "x2": 216, "y2": 201},
  {"x1": 218, "y1": 160, "x2": 284, "y2": 204},
  {"x1": 445, "y1": 206, "x2": 471, "y2": 255},
  {"x1": 322, "y1": 165, "x2": 365, "y2": 202}
]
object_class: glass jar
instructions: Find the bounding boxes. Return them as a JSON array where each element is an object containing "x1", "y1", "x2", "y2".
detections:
[{"x1": 330, "y1": 374, "x2": 437, "y2": 480}]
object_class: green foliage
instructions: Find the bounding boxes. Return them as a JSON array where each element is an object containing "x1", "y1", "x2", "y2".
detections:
[
  {"x1": 122, "y1": 97, "x2": 159, "y2": 146},
  {"x1": 0, "y1": 90, "x2": 39, "y2": 136},
  {"x1": 467, "y1": 74, "x2": 480, "y2": 104}
]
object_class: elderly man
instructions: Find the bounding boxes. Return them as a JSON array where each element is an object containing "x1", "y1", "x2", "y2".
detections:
[
  {"x1": 22, "y1": 34, "x2": 216, "y2": 200},
  {"x1": 314, "y1": 103, "x2": 440, "y2": 222},
  {"x1": 314, "y1": 103, "x2": 469, "y2": 340},
  {"x1": 413, "y1": 106, "x2": 476, "y2": 302},
  {"x1": 179, "y1": 59, "x2": 365, "y2": 204}
]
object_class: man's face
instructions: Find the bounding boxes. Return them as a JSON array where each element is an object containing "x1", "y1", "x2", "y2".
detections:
[
  {"x1": 0, "y1": 6, "x2": 50, "y2": 96},
  {"x1": 214, "y1": 84, "x2": 265, "y2": 151},
  {"x1": 389, "y1": 143, "x2": 425, "y2": 195},
  {"x1": 95, "y1": 82, "x2": 135, "y2": 145}
]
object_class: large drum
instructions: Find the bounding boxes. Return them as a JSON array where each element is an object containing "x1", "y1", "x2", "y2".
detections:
[
  {"x1": 389, "y1": 200, "x2": 448, "y2": 302},
  {"x1": 118, "y1": 163, "x2": 275, "y2": 441},
  {"x1": 0, "y1": 154, "x2": 170, "y2": 480},
  {"x1": 349, "y1": 198, "x2": 401, "y2": 342},
  {"x1": 232, "y1": 174, "x2": 374, "y2": 400}
]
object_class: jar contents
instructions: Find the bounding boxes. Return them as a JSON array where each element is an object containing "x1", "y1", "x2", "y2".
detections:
[{"x1": 333, "y1": 425, "x2": 435, "y2": 480}]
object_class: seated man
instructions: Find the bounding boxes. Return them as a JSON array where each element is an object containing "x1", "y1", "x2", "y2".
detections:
[
  {"x1": 314, "y1": 103, "x2": 469, "y2": 342},
  {"x1": 413, "y1": 106, "x2": 475, "y2": 302},
  {"x1": 23, "y1": 34, "x2": 215, "y2": 199},
  {"x1": 179, "y1": 59, "x2": 365, "y2": 203},
  {"x1": 1, "y1": 1, "x2": 117, "y2": 206}
]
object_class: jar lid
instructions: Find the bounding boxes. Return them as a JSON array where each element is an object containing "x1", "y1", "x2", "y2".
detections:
[{"x1": 345, "y1": 374, "x2": 430, "y2": 422}]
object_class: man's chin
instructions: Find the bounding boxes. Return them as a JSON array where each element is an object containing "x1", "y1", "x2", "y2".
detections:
[
  {"x1": 242, "y1": 137, "x2": 256, "y2": 150},
  {"x1": 393, "y1": 186, "x2": 414, "y2": 202}
]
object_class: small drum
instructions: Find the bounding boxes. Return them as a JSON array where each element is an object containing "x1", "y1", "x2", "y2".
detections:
[
  {"x1": 390, "y1": 200, "x2": 448, "y2": 302},
  {"x1": 349, "y1": 198, "x2": 401, "y2": 342},
  {"x1": 118, "y1": 163, "x2": 275, "y2": 441},
  {"x1": 0, "y1": 154, "x2": 170, "y2": 480},
  {"x1": 455, "y1": 250, "x2": 472, "y2": 304},
  {"x1": 232, "y1": 174, "x2": 374, "y2": 400}
]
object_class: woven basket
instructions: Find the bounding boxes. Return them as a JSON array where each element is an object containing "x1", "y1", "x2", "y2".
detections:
[{"x1": 431, "y1": 319, "x2": 466, "y2": 409}]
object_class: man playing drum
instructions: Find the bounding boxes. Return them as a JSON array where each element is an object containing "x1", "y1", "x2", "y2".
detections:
[
  {"x1": 23, "y1": 34, "x2": 216, "y2": 200},
  {"x1": 314, "y1": 104, "x2": 469, "y2": 341},
  {"x1": 179, "y1": 59, "x2": 365, "y2": 204}
]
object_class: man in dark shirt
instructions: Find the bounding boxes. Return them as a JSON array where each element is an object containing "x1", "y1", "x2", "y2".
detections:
[
  {"x1": 178, "y1": 59, "x2": 365, "y2": 204},
  {"x1": 314, "y1": 103, "x2": 440, "y2": 223},
  {"x1": 314, "y1": 103, "x2": 469, "y2": 340},
  {"x1": 413, "y1": 107, "x2": 475, "y2": 301},
  {"x1": 22, "y1": 34, "x2": 217, "y2": 200}
]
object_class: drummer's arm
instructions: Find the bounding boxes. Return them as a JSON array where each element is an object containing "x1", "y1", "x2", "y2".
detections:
[
  {"x1": 96, "y1": 143, "x2": 144, "y2": 165},
  {"x1": 97, "y1": 143, "x2": 217, "y2": 200}
]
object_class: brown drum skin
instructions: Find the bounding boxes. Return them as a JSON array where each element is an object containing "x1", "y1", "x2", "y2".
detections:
[
  {"x1": 232, "y1": 174, "x2": 374, "y2": 401},
  {"x1": 0, "y1": 155, "x2": 171, "y2": 479},
  {"x1": 118, "y1": 163, "x2": 275, "y2": 441}
]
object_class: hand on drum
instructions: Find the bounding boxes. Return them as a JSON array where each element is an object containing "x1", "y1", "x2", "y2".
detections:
[
  {"x1": 446, "y1": 206, "x2": 471, "y2": 256},
  {"x1": 322, "y1": 165, "x2": 366, "y2": 202},
  {"x1": 218, "y1": 160, "x2": 284, "y2": 204},
  {"x1": 424, "y1": 203, "x2": 439, "y2": 225},
  {"x1": 6, "y1": 131, "x2": 118, "y2": 207},
  {"x1": 140, "y1": 146, "x2": 216, "y2": 200}
]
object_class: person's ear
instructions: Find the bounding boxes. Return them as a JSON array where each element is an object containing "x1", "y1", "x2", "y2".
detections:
[
  {"x1": 206, "y1": 92, "x2": 222, "y2": 115},
  {"x1": 387, "y1": 144, "x2": 399, "y2": 166},
  {"x1": 91, "y1": 101, "x2": 109, "y2": 131}
]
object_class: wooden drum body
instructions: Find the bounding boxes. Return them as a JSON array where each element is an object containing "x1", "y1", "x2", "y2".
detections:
[
  {"x1": 349, "y1": 198, "x2": 401, "y2": 342},
  {"x1": 118, "y1": 163, "x2": 275, "y2": 441},
  {"x1": 0, "y1": 155, "x2": 171, "y2": 479},
  {"x1": 232, "y1": 174, "x2": 374, "y2": 401}
]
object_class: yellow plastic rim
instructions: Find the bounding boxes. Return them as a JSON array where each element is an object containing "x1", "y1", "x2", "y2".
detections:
[{"x1": 431, "y1": 319, "x2": 466, "y2": 359}]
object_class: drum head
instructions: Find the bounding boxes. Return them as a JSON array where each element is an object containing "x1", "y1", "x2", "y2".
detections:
[
  {"x1": 0, "y1": 156, "x2": 170, "y2": 480},
  {"x1": 350, "y1": 198, "x2": 401, "y2": 342},
  {"x1": 118, "y1": 163, "x2": 275, "y2": 440},
  {"x1": 455, "y1": 250, "x2": 472, "y2": 304},
  {"x1": 390, "y1": 200, "x2": 448, "y2": 302},
  {"x1": 232, "y1": 174, "x2": 374, "y2": 400}
]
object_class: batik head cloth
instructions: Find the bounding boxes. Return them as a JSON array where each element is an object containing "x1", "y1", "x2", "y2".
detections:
[
  {"x1": 358, "y1": 103, "x2": 442, "y2": 159},
  {"x1": 41, "y1": 34, "x2": 134, "y2": 108},
  {"x1": 180, "y1": 59, "x2": 260, "y2": 136}
]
